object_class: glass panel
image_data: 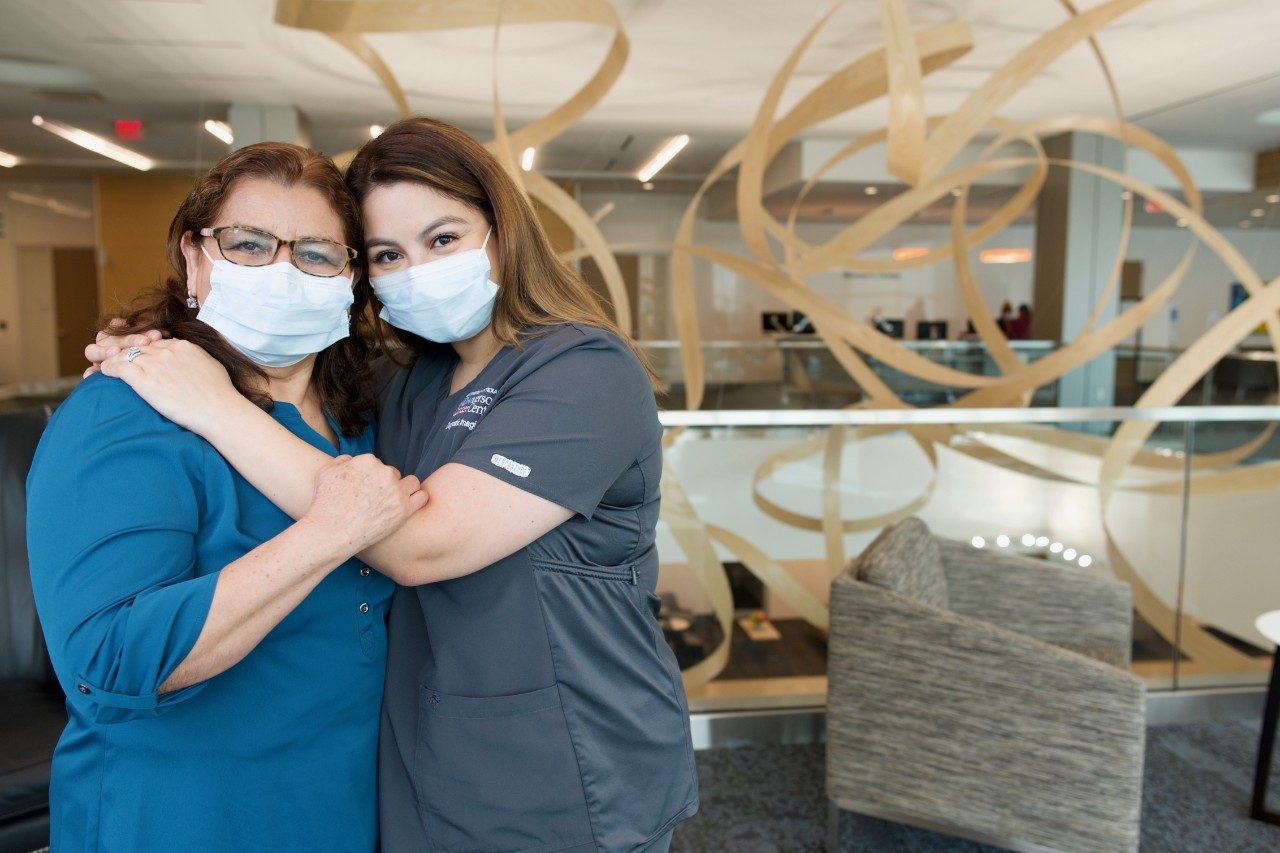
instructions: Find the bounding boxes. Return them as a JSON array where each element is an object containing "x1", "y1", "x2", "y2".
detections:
[
  {"x1": 1173, "y1": 416, "x2": 1280, "y2": 690},
  {"x1": 655, "y1": 415, "x2": 1245, "y2": 712}
]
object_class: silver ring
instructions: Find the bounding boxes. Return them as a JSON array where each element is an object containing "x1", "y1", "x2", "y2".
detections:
[{"x1": 125, "y1": 346, "x2": 143, "y2": 363}]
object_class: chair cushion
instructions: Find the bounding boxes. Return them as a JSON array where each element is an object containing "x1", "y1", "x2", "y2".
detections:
[
  {"x1": 0, "y1": 683, "x2": 65, "y2": 825},
  {"x1": 852, "y1": 518, "x2": 949, "y2": 608}
]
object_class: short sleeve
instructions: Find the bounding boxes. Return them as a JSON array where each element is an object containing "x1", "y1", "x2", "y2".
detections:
[
  {"x1": 450, "y1": 331, "x2": 658, "y2": 519},
  {"x1": 26, "y1": 376, "x2": 219, "y2": 723}
]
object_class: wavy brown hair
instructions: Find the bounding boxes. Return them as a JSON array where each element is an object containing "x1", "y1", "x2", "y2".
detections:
[
  {"x1": 345, "y1": 117, "x2": 659, "y2": 387},
  {"x1": 104, "y1": 142, "x2": 376, "y2": 436}
]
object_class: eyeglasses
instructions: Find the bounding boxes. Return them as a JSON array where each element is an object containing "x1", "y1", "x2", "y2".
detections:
[{"x1": 199, "y1": 226, "x2": 357, "y2": 278}]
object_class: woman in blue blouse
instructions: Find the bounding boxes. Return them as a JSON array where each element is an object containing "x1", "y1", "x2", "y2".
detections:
[{"x1": 26, "y1": 142, "x2": 425, "y2": 851}]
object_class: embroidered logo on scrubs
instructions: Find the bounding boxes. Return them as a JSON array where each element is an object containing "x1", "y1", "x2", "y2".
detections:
[
  {"x1": 490, "y1": 453, "x2": 531, "y2": 478},
  {"x1": 445, "y1": 387, "x2": 497, "y2": 431}
]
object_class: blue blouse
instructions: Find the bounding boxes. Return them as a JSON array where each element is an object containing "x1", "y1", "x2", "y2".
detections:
[{"x1": 26, "y1": 374, "x2": 393, "y2": 852}]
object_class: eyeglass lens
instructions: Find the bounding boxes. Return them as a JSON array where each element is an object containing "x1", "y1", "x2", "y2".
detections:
[{"x1": 215, "y1": 227, "x2": 348, "y2": 276}]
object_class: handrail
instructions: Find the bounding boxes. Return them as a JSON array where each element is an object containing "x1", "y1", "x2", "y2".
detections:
[{"x1": 659, "y1": 405, "x2": 1280, "y2": 427}]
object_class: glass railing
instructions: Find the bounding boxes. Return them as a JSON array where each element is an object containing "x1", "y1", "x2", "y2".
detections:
[
  {"x1": 655, "y1": 405, "x2": 1280, "y2": 711},
  {"x1": 4, "y1": 377, "x2": 1276, "y2": 713}
]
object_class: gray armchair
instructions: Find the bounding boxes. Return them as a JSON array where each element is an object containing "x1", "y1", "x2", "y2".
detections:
[{"x1": 826, "y1": 518, "x2": 1146, "y2": 852}]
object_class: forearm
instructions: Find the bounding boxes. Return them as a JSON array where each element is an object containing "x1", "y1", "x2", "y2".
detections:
[
  {"x1": 358, "y1": 463, "x2": 573, "y2": 586},
  {"x1": 201, "y1": 395, "x2": 331, "y2": 521},
  {"x1": 160, "y1": 516, "x2": 351, "y2": 692}
]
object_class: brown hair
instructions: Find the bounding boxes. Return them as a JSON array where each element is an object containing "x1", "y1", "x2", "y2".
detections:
[
  {"x1": 345, "y1": 117, "x2": 659, "y2": 387},
  {"x1": 104, "y1": 142, "x2": 376, "y2": 436}
]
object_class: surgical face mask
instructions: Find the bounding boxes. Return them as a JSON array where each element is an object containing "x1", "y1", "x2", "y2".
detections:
[
  {"x1": 370, "y1": 228, "x2": 498, "y2": 344},
  {"x1": 197, "y1": 247, "x2": 354, "y2": 367}
]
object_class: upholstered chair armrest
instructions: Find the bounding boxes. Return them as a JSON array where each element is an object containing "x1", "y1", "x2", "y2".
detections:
[
  {"x1": 826, "y1": 576, "x2": 1145, "y2": 852},
  {"x1": 936, "y1": 537, "x2": 1134, "y2": 667}
]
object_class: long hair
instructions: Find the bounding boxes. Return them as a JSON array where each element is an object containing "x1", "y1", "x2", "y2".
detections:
[
  {"x1": 104, "y1": 142, "x2": 376, "y2": 436},
  {"x1": 345, "y1": 117, "x2": 659, "y2": 387}
]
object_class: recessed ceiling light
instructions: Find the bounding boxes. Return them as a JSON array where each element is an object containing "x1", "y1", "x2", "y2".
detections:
[
  {"x1": 521, "y1": 147, "x2": 535, "y2": 172},
  {"x1": 1251, "y1": 208, "x2": 1266, "y2": 217},
  {"x1": 0, "y1": 149, "x2": 17, "y2": 168},
  {"x1": 203, "y1": 119, "x2": 233, "y2": 145},
  {"x1": 864, "y1": 186, "x2": 879, "y2": 196},
  {"x1": 369, "y1": 124, "x2": 384, "y2": 138},
  {"x1": 31, "y1": 114, "x2": 152, "y2": 170},
  {"x1": 1268, "y1": 194, "x2": 1280, "y2": 204},
  {"x1": 979, "y1": 247, "x2": 1032, "y2": 264},
  {"x1": 641, "y1": 181, "x2": 655, "y2": 191},
  {"x1": 636, "y1": 134, "x2": 689, "y2": 182}
]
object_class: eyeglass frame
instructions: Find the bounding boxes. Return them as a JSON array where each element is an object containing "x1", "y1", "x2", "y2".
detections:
[{"x1": 197, "y1": 225, "x2": 359, "y2": 278}]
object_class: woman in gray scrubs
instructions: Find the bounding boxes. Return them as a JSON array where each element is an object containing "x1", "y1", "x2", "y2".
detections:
[{"x1": 97, "y1": 117, "x2": 698, "y2": 852}]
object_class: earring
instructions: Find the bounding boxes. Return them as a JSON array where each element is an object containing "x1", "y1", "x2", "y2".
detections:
[{"x1": 186, "y1": 294, "x2": 198, "y2": 309}]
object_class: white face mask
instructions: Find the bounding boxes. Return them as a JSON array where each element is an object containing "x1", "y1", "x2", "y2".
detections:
[
  {"x1": 370, "y1": 228, "x2": 499, "y2": 344},
  {"x1": 197, "y1": 247, "x2": 354, "y2": 367}
]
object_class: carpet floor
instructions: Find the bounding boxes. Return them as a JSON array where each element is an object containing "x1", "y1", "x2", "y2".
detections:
[{"x1": 670, "y1": 721, "x2": 1280, "y2": 852}]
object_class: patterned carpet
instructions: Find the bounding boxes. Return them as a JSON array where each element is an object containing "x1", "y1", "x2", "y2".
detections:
[{"x1": 670, "y1": 721, "x2": 1280, "y2": 852}]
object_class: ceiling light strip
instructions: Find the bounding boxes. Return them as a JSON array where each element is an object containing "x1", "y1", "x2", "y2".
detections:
[
  {"x1": 0, "y1": 150, "x2": 17, "y2": 168},
  {"x1": 31, "y1": 115, "x2": 153, "y2": 171},
  {"x1": 204, "y1": 120, "x2": 233, "y2": 145},
  {"x1": 636, "y1": 134, "x2": 689, "y2": 182}
]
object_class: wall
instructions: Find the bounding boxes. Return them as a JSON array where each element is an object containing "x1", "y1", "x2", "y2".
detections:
[
  {"x1": 0, "y1": 180, "x2": 96, "y2": 384},
  {"x1": 95, "y1": 173, "x2": 197, "y2": 311},
  {"x1": 1125, "y1": 225, "x2": 1280, "y2": 349}
]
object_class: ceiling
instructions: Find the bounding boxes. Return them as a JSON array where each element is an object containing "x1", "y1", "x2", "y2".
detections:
[{"x1": 2, "y1": 0, "x2": 1280, "y2": 184}]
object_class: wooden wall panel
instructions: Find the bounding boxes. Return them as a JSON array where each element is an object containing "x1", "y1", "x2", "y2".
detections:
[{"x1": 95, "y1": 173, "x2": 197, "y2": 311}]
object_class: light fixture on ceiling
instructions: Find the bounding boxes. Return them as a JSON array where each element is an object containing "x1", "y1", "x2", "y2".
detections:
[
  {"x1": 31, "y1": 115, "x2": 153, "y2": 170},
  {"x1": 636, "y1": 134, "x2": 689, "y2": 182},
  {"x1": 892, "y1": 246, "x2": 929, "y2": 261},
  {"x1": 0, "y1": 149, "x2": 17, "y2": 168},
  {"x1": 979, "y1": 247, "x2": 1032, "y2": 264},
  {"x1": 369, "y1": 124, "x2": 384, "y2": 138},
  {"x1": 1268, "y1": 194, "x2": 1280, "y2": 204},
  {"x1": 1251, "y1": 208, "x2": 1266, "y2": 217},
  {"x1": 641, "y1": 181, "x2": 655, "y2": 191},
  {"x1": 521, "y1": 147, "x2": 535, "y2": 172},
  {"x1": 590, "y1": 201, "x2": 615, "y2": 223},
  {"x1": 8, "y1": 189, "x2": 92, "y2": 219},
  {"x1": 203, "y1": 119, "x2": 233, "y2": 145},
  {"x1": 864, "y1": 186, "x2": 879, "y2": 196}
]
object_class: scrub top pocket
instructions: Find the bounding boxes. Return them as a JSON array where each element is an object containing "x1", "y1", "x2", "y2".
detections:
[
  {"x1": 413, "y1": 683, "x2": 594, "y2": 852},
  {"x1": 531, "y1": 559, "x2": 699, "y2": 851}
]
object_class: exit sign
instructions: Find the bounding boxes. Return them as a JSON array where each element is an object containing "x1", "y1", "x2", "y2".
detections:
[{"x1": 114, "y1": 119, "x2": 143, "y2": 140}]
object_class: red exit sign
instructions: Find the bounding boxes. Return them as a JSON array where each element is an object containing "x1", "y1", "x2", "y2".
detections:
[{"x1": 114, "y1": 119, "x2": 143, "y2": 140}]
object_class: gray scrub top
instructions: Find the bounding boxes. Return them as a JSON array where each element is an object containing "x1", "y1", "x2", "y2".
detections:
[{"x1": 375, "y1": 323, "x2": 699, "y2": 853}]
